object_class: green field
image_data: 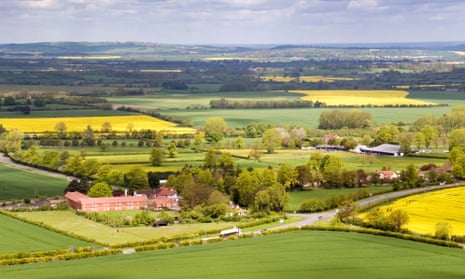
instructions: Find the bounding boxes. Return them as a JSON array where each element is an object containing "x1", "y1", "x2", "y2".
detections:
[
  {"x1": 288, "y1": 186, "x2": 392, "y2": 211},
  {"x1": 3, "y1": 230, "x2": 465, "y2": 278},
  {"x1": 0, "y1": 164, "x2": 67, "y2": 201},
  {"x1": 0, "y1": 213, "x2": 92, "y2": 254},
  {"x1": 107, "y1": 90, "x2": 464, "y2": 129}
]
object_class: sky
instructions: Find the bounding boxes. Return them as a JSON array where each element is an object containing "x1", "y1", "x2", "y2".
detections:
[{"x1": 1, "y1": 0, "x2": 465, "y2": 45}]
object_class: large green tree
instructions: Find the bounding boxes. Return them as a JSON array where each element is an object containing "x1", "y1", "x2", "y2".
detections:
[
  {"x1": 150, "y1": 147, "x2": 164, "y2": 166},
  {"x1": 124, "y1": 167, "x2": 149, "y2": 192},
  {"x1": 262, "y1": 128, "x2": 282, "y2": 153},
  {"x1": 204, "y1": 117, "x2": 228, "y2": 143},
  {"x1": 87, "y1": 182, "x2": 113, "y2": 197}
]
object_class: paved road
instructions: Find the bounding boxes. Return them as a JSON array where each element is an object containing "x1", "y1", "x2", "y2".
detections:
[
  {"x1": 273, "y1": 183, "x2": 464, "y2": 230},
  {"x1": 0, "y1": 153, "x2": 74, "y2": 181}
]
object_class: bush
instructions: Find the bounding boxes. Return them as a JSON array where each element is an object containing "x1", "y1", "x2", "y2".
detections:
[{"x1": 298, "y1": 198, "x2": 326, "y2": 213}]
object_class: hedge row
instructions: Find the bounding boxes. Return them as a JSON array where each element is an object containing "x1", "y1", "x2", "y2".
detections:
[{"x1": 0, "y1": 249, "x2": 121, "y2": 266}]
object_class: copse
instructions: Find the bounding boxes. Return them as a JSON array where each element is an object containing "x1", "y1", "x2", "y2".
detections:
[{"x1": 318, "y1": 110, "x2": 372, "y2": 129}]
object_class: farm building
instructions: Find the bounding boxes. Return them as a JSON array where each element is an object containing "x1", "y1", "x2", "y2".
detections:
[
  {"x1": 358, "y1": 144, "x2": 403, "y2": 156},
  {"x1": 65, "y1": 187, "x2": 179, "y2": 212}
]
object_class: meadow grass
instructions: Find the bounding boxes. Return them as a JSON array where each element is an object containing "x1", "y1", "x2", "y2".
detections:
[
  {"x1": 3, "y1": 230, "x2": 465, "y2": 278},
  {"x1": 11, "y1": 211, "x2": 234, "y2": 246},
  {"x1": 288, "y1": 186, "x2": 392, "y2": 211},
  {"x1": 0, "y1": 213, "x2": 92, "y2": 254},
  {"x1": 0, "y1": 164, "x2": 67, "y2": 201},
  {"x1": 362, "y1": 186, "x2": 465, "y2": 236}
]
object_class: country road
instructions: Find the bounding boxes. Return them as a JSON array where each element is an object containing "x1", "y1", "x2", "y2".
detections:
[
  {"x1": 273, "y1": 182, "x2": 464, "y2": 231},
  {"x1": 0, "y1": 153, "x2": 74, "y2": 181}
]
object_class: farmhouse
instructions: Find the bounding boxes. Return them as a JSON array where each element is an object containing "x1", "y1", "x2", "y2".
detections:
[{"x1": 65, "y1": 187, "x2": 179, "y2": 212}]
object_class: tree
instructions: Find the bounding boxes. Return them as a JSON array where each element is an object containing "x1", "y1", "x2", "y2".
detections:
[
  {"x1": 421, "y1": 125, "x2": 437, "y2": 149},
  {"x1": 193, "y1": 133, "x2": 203, "y2": 152},
  {"x1": 435, "y1": 221, "x2": 452, "y2": 240},
  {"x1": 386, "y1": 209, "x2": 409, "y2": 231},
  {"x1": 277, "y1": 164, "x2": 297, "y2": 190},
  {"x1": 374, "y1": 125, "x2": 399, "y2": 144},
  {"x1": 253, "y1": 185, "x2": 289, "y2": 213},
  {"x1": 337, "y1": 200, "x2": 357, "y2": 223},
  {"x1": 204, "y1": 148, "x2": 217, "y2": 168},
  {"x1": 234, "y1": 170, "x2": 261, "y2": 207},
  {"x1": 87, "y1": 182, "x2": 113, "y2": 197},
  {"x1": 262, "y1": 128, "x2": 282, "y2": 153},
  {"x1": 204, "y1": 117, "x2": 228, "y2": 143},
  {"x1": 124, "y1": 167, "x2": 149, "y2": 192},
  {"x1": 449, "y1": 128, "x2": 465, "y2": 150},
  {"x1": 81, "y1": 125, "x2": 96, "y2": 146},
  {"x1": 55, "y1": 122, "x2": 67, "y2": 137},
  {"x1": 64, "y1": 178, "x2": 90, "y2": 194},
  {"x1": 3, "y1": 129, "x2": 24, "y2": 155},
  {"x1": 413, "y1": 132, "x2": 426, "y2": 150},
  {"x1": 166, "y1": 141, "x2": 177, "y2": 158},
  {"x1": 400, "y1": 164, "x2": 421, "y2": 188},
  {"x1": 65, "y1": 155, "x2": 83, "y2": 176},
  {"x1": 150, "y1": 147, "x2": 164, "y2": 166},
  {"x1": 101, "y1": 122, "x2": 112, "y2": 133},
  {"x1": 235, "y1": 136, "x2": 244, "y2": 149}
]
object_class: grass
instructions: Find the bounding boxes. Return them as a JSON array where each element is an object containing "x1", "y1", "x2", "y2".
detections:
[
  {"x1": 0, "y1": 213, "x2": 92, "y2": 254},
  {"x1": 362, "y1": 186, "x2": 465, "y2": 236},
  {"x1": 288, "y1": 186, "x2": 392, "y2": 211},
  {"x1": 11, "y1": 211, "x2": 239, "y2": 246},
  {"x1": 0, "y1": 164, "x2": 67, "y2": 201},
  {"x1": 3, "y1": 230, "x2": 465, "y2": 278}
]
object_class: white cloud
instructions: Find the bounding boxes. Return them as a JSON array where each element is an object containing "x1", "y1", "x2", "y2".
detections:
[{"x1": 347, "y1": 0, "x2": 379, "y2": 10}]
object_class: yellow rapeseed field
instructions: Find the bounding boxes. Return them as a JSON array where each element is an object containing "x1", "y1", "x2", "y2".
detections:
[
  {"x1": 260, "y1": 75, "x2": 356, "y2": 83},
  {"x1": 289, "y1": 90, "x2": 435, "y2": 106},
  {"x1": 0, "y1": 115, "x2": 196, "y2": 134},
  {"x1": 362, "y1": 187, "x2": 465, "y2": 236}
]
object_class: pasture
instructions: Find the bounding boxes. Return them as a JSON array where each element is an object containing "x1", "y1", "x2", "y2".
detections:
[
  {"x1": 0, "y1": 164, "x2": 67, "y2": 201},
  {"x1": 0, "y1": 115, "x2": 196, "y2": 134},
  {"x1": 3, "y1": 230, "x2": 465, "y2": 278},
  {"x1": 12, "y1": 211, "x2": 274, "y2": 246},
  {"x1": 288, "y1": 186, "x2": 392, "y2": 211},
  {"x1": 362, "y1": 187, "x2": 465, "y2": 236},
  {"x1": 0, "y1": 213, "x2": 92, "y2": 254},
  {"x1": 291, "y1": 90, "x2": 435, "y2": 106}
]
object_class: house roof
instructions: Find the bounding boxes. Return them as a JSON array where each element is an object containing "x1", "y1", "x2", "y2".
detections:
[
  {"x1": 65, "y1": 191, "x2": 88, "y2": 203},
  {"x1": 153, "y1": 196, "x2": 177, "y2": 205},
  {"x1": 156, "y1": 187, "x2": 177, "y2": 197},
  {"x1": 79, "y1": 195, "x2": 148, "y2": 205},
  {"x1": 65, "y1": 191, "x2": 148, "y2": 205},
  {"x1": 360, "y1": 144, "x2": 401, "y2": 155}
]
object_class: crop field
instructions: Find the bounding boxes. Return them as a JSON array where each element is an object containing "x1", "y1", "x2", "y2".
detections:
[
  {"x1": 3, "y1": 230, "x2": 465, "y2": 278},
  {"x1": 291, "y1": 90, "x2": 436, "y2": 106},
  {"x1": 260, "y1": 75, "x2": 357, "y2": 83},
  {"x1": 0, "y1": 213, "x2": 92, "y2": 254},
  {"x1": 362, "y1": 187, "x2": 465, "y2": 236},
  {"x1": 0, "y1": 115, "x2": 196, "y2": 134},
  {"x1": 288, "y1": 186, "x2": 392, "y2": 211},
  {"x1": 11, "y1": 211, "x2": 236, "y2": 246},
  {"x1": 0, "y1": 164, "x2": 67, "y2": 201}
]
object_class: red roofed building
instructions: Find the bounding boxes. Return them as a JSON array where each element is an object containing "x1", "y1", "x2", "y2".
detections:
[{"x1": 65, "y1": 191, "x2": 148, "y2": 212}]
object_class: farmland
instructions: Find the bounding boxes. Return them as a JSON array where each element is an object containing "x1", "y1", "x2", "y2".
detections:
[
  {"x1": 362, "y1": 187, "x2": 465, "y2": 236},
  {"x1": 10, "y1": 210, "x2": 295, "y2": 246},
  {"x1": 291, "y1": 90, "x2": 436, "y2": 106},
  {"x1": 0, "y1": 213, "x2": 92, "y2": 254},
  {"x1": 3, "y1": 230, "x2": 465, "y2": 279},
  {"x1": 0, "y1": 115, "x2": 196, "y2": 134},
  {"x1": 0, "y1": 164, "x2": 67, "y2": 201},
  {"x1": 260, "y1": 75, "x2": 357, "y2": 83}
]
